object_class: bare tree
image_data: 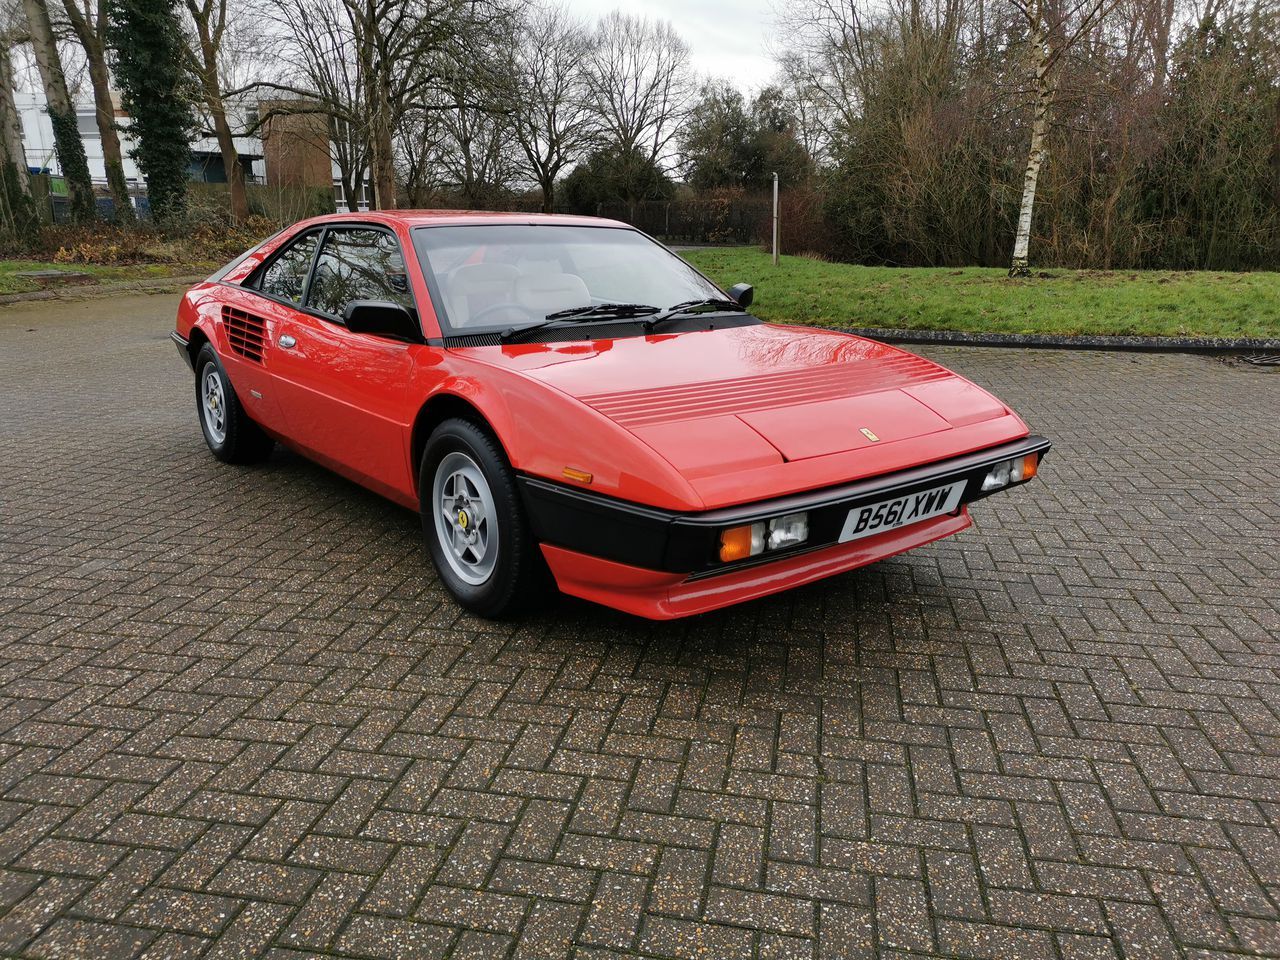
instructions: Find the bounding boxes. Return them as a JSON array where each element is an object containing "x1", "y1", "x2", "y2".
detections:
[
  {"x1": 254, "y1": 0, "x2": 509, "y2": 209},
  {"x1": 21, "y1": 0, "x2": 97, "y2": 220},
  {"x1": 59, "y1": 0, "x2": 132, "y2": 219},
  {"x1": 395, "y1": 111, "x2": 441, "y2": 206},
  {"x1": 1007, "y1": 0, "x2": 1122, "y2": 275},
  {"x1": 584, "y1": 12, "x2": 692, "y2": 178},
  {"x1": 508, "y1": 3, "x2": 595, "y2": 212},
  {"x1": 264, "y1": 0, "x2": 368, "y2": 210},
  {"x1": 183, "y1": 0, "x2": 251, "y2": 220},
  {"x1": 433, "y1": 70, "x2": 520, "y2": 206}
]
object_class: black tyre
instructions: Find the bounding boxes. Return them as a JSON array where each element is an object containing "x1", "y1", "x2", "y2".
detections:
[
  {"x1": 195, "y1": 344, "x2": 274, "y2": 464},
  {"x1": 420, "y1": 417, "x2": 549, "y2": 617}
]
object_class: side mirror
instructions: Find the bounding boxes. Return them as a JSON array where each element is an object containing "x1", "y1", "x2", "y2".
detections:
[
  {"x1": 728, "y1": 282, "x2": 754, "y2": 307},
  {"x1": 343, "y1": 300, "x2": 421, "y2": 342}
]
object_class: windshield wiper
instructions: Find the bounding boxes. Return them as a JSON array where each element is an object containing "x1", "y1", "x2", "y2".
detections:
[
  {"x1": 499, "y1": 303, "x2": 659, "y2": 343},
  {"x1": 642, "y1": 298, "x2": 748, "y2": 332}
]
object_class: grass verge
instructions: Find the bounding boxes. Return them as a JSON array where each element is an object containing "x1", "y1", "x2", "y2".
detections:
[
  {"x1": 0, "y1": 260, "x2": 208, "y2": 296},
  {"x1": 682, "y1": 247, "x2": 1280, "y2": 339}
]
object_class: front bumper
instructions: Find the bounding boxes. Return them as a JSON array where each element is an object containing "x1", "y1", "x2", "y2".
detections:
[
  {"x1": 171, "y1": 331, "x2": 193, "y2": 370},
  {"x1": 540, "y1": 509, "x2": 972, "y2": 619},
  {"x1": 519, "y1": 434, "x2": 1051, "y2": 580}
]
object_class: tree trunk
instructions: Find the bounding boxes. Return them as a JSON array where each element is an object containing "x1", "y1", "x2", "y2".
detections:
[
  {"x1": 373, "y1": 122, "x2": 396, "y2": 210},
  {"x1": 365, "y1": 72, "x2": 396, "y2": 211},
  {"x1": 0, "y1": 41, "x2": 38, "y2": 231},
  {"x1": 0, "y1": 44, "x2": 29, "y2": 196},
  {"x1": 209, "y1": 96, "x2": 249, "y2": 221},
  {"x1": 1010, "y1": 32, "x2": 1053, "y2": 277},
  {"x1": 23, "y1": 0, "x2": 97, "y2": 222},
  {"x1": 540, "y1": 174, "x2": 554, "y2": 214},
  {"x1": 83, "y1": 38, "x2": 134, "y2": 222}
]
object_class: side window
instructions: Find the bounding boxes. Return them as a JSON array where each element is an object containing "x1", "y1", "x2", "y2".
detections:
[
  {"x1": 257, "y1": 232, "x2": 319, "y2": 304},
  {"x1": 306, "y1": 228, "x2": 413, "y2": 318}
]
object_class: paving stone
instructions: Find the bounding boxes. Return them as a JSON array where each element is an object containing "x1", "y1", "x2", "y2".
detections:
[{"x1": 2, "y1": 300, "x2": 1279, "y2": 958}]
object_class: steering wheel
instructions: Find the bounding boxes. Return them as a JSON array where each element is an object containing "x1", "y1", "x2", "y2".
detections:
[{"x1": 469, "y1": 302, "x2": 537, "y2": 325}]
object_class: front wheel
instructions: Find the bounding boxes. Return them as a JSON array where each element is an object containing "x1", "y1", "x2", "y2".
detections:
[
  {"x1": 194, "y1": 344, "x2": 274, "y2": 464},
  {"x1": 420, "y1": 418, "x2": 548, "y2": 617}
]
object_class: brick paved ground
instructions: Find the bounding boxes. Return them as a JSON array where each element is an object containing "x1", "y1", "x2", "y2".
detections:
[{"x1": 1, "y1": 293, "x2": 1278, "y2": 959}]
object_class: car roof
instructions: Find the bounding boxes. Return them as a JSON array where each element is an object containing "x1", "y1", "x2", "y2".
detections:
[{"x1": 297, "y1": 210, "x2": 634, "y2": 230}]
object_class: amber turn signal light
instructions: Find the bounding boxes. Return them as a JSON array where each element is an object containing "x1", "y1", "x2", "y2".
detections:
[
  {"x1": 562, "y1": 467, "x2": 593, "y2": 484},
  {"x1": 719, "y1": 523, "x2": 764, "y2": 562}
]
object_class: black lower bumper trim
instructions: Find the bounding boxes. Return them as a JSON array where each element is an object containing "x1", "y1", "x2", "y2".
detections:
[
  {"x1": 519, "y1": 435, "x2": 1051, "y2": 575},
  {"x1": 171, "y1": 331, "x2": 193, "y2": 370}
]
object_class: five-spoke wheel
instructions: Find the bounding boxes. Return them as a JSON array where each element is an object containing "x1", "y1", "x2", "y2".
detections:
[
  {"x1": 201, "y1": 366, "x2": 227, "y2": 444},
  {"x1": 194, "y1": 344, "x2": 274, "y2": 464},
  {"x1": 432, "y1": 451, "x2": 499, "y2": 585},
  {"x1": 420, "y1": 418, "x2": 548, "y2": 617}
]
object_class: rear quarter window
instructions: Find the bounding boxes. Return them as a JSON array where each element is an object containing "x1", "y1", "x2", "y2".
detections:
[{"x1": 207, "y1": 228, "x2": 288, "y2": 284}]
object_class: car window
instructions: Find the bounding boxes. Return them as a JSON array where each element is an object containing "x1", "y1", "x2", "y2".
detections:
[
  {"x1": 209, "y1": 228, "x2": 287, "y2": 284},
  {"x1": 306, "y1": 228, "x2": 413, "y2": 319},
  {"x1": 412, "y1": 224, "x2": 724, "y2": 333},
  {"x1": 257, "y1": 231, "x2": 319, "y2": 304}
]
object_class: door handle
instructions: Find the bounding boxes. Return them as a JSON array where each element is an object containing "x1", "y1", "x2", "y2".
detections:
[{"x1": 278, "y1": 335, "x2": 296, "y2": 349}]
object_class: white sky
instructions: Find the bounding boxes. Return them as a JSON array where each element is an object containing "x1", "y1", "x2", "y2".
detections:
[{"x1": 562, "y1": 0, "x2": 782, "y2": 93}]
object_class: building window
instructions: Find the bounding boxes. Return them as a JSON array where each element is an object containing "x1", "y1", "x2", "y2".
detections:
[
  {"x1": 76, "y1": 111, "x2": 99, "y2": 138},
  {"x1": 332, "y1": 178, "x2": 374, "y2": 210}
]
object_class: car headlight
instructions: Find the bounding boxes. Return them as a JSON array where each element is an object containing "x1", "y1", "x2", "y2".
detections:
[
  {"x1": 981, "y1": 453, "x2": 1039, "y2": 491},
  {"x1": 719, "y1": 512, "x2": 809, "y2": 562}
]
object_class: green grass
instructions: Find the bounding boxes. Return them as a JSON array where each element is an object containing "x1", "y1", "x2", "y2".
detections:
[
  {"x1": 682, "y1": 247, "x2": 1280, "y2": 339},
  {"x1": 0, "y1": 260, "x2": 201, "y2": 296}
]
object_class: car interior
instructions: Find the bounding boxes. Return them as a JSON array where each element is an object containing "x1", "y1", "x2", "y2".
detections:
[{"x1": 443, "y1": 259, "x2": 594, "y2": 328}]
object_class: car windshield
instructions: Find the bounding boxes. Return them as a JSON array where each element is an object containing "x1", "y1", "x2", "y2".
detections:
[{"x1": 411, "y1": 223, "x2": 728, "y2": 335}]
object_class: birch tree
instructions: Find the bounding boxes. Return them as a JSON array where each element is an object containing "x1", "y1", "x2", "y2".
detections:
[
  {"x1": 1007, "y1": 0, "x2": 1121, "y2": 275},
  {"x1": 22, "y1": 0, "x2": 97, "y2": 221},
  {"x1": 59, "y1": 0, "x2": 133, "y2": 220}
]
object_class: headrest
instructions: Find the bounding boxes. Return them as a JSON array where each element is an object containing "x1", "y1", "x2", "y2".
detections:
[
  {"x1": 449, "y1": 262, "x2": 519, "y2": 295},
  {"x1": 515, "y1": 272, "x2": 591, "y2": 315}
]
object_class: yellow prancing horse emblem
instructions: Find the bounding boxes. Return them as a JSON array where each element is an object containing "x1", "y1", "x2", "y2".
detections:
[
  {"x1": 860, "y1": 427, "x2": 880, "y2": 442},
  {"x1": 458, "y1": 510, "x2": 469, "y2": 529}
]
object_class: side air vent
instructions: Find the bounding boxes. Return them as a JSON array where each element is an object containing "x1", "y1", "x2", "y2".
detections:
[{"x1": 223, "y1": 305, "x2": 266, "y2": 363}]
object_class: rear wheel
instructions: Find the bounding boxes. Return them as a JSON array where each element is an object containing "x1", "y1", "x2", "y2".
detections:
[
  {"x1": 195, "y1": 344, "x2": 274, "y2": 464},
  {"x1": 420, "y1": 418, "x2": 548, "y2": 617}
]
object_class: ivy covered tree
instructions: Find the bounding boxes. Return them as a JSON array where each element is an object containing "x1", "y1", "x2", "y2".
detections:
[
  {"x1": 106, "y1": 0, "x2": 196, "y2": 223},
  {"x1": 23, "y1": 0, "x2": 97, "y2": 222}
]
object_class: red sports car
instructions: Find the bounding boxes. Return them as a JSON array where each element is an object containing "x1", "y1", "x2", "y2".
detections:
[{"x1": 173, "y1": 212, "x2": 1049, "y2": 619}]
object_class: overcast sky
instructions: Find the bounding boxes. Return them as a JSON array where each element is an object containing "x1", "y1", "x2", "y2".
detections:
[{"x1": 562, "y1": 0, "x2": 781, "y2": 93}]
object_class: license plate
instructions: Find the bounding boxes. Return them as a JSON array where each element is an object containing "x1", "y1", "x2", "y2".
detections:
[{"x1": 838, "y1": 480, "x2": 965, "y2": 543}]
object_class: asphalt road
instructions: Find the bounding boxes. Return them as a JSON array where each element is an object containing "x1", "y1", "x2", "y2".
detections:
[{"x1": 1, "y1": 291, "x2": 1278, "y2": 959}]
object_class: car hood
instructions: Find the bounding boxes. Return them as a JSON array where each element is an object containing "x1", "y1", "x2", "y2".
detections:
[{"x1": 458, "y1": 323, "x2": 1029, "y2": 506}]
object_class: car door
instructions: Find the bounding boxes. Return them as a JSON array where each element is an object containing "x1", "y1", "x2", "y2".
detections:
[
  {"x1": 218, "y1": 228, "x2": 323, "y2": 437},
  {"x1": 266, "y1": 225, "x2": 420, "y2": 502}
]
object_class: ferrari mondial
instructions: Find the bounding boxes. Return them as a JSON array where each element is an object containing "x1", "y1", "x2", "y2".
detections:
[{"x1": 174, "y1": 212, "x2": 1049, "y2": 619}]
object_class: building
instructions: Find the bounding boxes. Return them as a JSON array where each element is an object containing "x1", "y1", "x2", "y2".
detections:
[{"x1": 14, "y1": 92, "x2": 368, "y2": 213}]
